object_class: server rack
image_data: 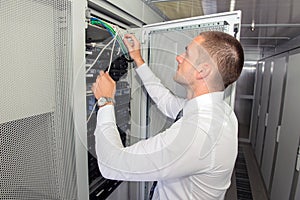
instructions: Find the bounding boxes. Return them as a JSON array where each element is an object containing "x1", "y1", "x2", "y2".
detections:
[{"x1": 85, "y1": 18, "x2": 132, "y2": 199}]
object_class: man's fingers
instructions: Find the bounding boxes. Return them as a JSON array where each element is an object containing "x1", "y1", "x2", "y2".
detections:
[
  {"x1": 123, "y1": 38, "x2": 132, "y2": 49},
  {"x1": 103, "y1": 71, "x2": 115, "y2": 83},
  {"x1": 124, "y1": 34, "x2": 133, "y2": 40},
  {"x1": 129, "y1": 35, "x2": 138, "y2": 44},
  {"x1": 123, "y1": 34, "x2": 136, "y2": 48}
]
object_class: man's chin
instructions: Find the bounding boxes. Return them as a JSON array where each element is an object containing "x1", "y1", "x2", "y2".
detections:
[{"x1": 173, "y1": 75, "x2": 184, "y2": 85}]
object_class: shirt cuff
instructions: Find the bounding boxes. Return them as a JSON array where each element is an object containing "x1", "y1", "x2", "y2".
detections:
[{"x1": 96, "y1": 104, "x2": 116, "y2": 126}]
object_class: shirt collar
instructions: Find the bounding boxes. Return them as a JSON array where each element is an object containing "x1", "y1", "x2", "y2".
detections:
[{"x1": 183, "y1": 91, "x2": 225, "y2": 116}]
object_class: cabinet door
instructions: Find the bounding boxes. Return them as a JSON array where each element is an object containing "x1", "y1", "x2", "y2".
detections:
[
  {"x1": 271, "y1": 52, "x2": 300, "y2": 200},
  {"x1": 141, "y1": 11, "x2": 242, "y2": 137},
  {"x1": 250, "y1": 61, "x2": 264, "y2": 148},
  {"x1": 260, "y1": 56, "x2": 287, "y2": 192},
  {"x1": 255, "y1": 60, "x2": 272, "y2": 165}
]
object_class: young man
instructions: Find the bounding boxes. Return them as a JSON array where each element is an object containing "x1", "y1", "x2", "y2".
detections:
[{"x1": 91, "y1": 31, "x2": 244, "y2": 200}]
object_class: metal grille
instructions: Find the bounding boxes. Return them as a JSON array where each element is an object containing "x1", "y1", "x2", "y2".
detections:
[
  {"x1": 0, "y1": 0, "x2": 77, "y2": 199},
  {"x1": 0, "y1": 113, "x2": 59, "y2": 199},
  {"x1": 150, "y1": 21, "x2": 229, "y2": 35}
]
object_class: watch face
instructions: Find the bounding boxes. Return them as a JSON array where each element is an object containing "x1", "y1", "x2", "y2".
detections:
[{"x1": 98, "y1": 97, "x2": 107, "y2": 106}]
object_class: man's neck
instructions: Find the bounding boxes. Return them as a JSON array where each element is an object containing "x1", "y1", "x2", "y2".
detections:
[
  {"x1": 186, "y1": 87, "x2": 224, "y2": 100},
  {"x1": 186, "y1": 89, "x2": 209, "y2": 100}
]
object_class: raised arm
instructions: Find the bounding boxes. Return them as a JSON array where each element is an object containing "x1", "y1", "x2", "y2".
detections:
[
  {"x1": 123, "y1": 34, "x2": 145, "y2": 67},
  {"x1": 123, "y1": 34, "x2": 186, "y2": 119}
]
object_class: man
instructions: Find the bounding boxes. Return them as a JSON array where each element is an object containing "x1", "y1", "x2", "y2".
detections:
[{"x1": 91, "y1": 31, "x2": 244, "y2": 200}]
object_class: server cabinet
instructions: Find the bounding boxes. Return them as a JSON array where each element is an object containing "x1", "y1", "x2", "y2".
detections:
[
  {"x1": 250, "y1": 61, "x2": 265, "y2": 148},
  {"x1": 0, "y1": 0, "x2": 88, "y2": 199},
  {"x1": 260, "y1": 55, "x2": 287, "y2": 192},
  {"x1": 254, "y1": 59, "x2": 272, "y2": 165},
  {"x1": 271, "y1": 50, "x2": 300, "y2": 200}
]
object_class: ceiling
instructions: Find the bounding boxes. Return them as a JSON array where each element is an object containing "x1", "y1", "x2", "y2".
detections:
[{"x1": 144, "y1": 0, "x2": 300, "y2": 50}]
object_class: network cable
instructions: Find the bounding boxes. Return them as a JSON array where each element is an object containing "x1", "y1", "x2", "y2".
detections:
[
  {"x1": 87, "y1": 100, "x2": 98, "y2": 123},
  {"x1": 86, "y1": 18, "x2": 131, "y2": 123},
  {"x1": 107, "y1": 29, "x2": 118, "y2": 73},
  {"x1": 90, "y1": 17, "x2": 130, "y2": 59},
  {"x1": 86, "y1": 34, "x2": 117, "y2": 123},
  {"x1": 85, "y1": 35, "x2": 116, "y2": 74}
]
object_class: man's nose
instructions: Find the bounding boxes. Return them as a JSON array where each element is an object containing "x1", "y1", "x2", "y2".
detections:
[{"x1": 176, "y1": 54, "x2": 183, "y2": 63}]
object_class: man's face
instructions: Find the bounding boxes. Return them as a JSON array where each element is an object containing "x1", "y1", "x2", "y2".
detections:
[{"x1": 174, "y1": 40, "x2": 200, "y2": 86}]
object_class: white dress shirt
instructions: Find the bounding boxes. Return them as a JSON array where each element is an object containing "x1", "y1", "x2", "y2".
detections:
[{"x1": 94, "y1": 63, "x2": 238, "y2": 200}]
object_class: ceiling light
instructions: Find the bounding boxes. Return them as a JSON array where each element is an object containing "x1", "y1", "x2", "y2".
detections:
[
  {"x1": 240, "y1": 37, "x2": 290, "y2": 40},
  {"x1": 230, "y1": 0, "x2": 236, "y2": 11},
  {"x1": 251, "y1": 20, "x2": 255, "y2": 32},
  {"x1": 242, "y1": 23, "x2": 300, "y2": 28}
]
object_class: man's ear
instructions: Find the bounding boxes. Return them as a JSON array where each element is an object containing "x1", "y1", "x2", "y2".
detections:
[{"x1": 195, "y1": 63, "x2": 211, "y2": 80}]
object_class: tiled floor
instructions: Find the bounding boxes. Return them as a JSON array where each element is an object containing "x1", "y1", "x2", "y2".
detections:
[{"x1": 225, "y1": 143, "x2": 269, "y2": 200}]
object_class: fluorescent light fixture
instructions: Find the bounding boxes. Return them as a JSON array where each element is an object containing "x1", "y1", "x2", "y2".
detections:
[
  {"x1": 244, "y1": 61, "x2": 258, "y2": 65},
  {"x1": 230, "y1": 0, "x2": 236, "y2": 11},
  {"x1": 241, "y1": 37, "x2": 290, "y2": 40},
  {"x1": 251, "y1": 19, "x2": 255, "y2": 31}
]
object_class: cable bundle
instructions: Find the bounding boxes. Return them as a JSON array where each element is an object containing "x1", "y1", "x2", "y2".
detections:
[
  {"x1": 90, "y1": 17, "x2": 129, "y2": 59},
  {"x1": 86, "y1": 17, "x2": 132, "y2": 123}
]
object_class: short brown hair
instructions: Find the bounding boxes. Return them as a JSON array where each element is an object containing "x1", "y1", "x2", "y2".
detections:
[{"x1": 199, "y1": 31, "x2": 244, "y2": 88}]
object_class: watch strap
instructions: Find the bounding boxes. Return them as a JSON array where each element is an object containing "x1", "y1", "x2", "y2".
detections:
[{"x1": 97, "y1": 97, "x2": 115, "y2": 107}]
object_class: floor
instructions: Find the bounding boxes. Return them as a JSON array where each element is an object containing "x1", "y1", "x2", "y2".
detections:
[{"x1": 225, "y1": 143, "x2": 269, "y2": 200}]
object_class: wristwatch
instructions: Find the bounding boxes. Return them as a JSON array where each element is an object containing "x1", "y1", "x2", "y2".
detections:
[{"x1": 97, "y1": 97, "x2": 115, "y2": 107}]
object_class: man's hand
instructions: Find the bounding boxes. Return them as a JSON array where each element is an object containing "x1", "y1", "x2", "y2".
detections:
[
  {"x1": 123, "y1": 34, "x2": 145, "y2": 67},
  {"x1": 92, "y1": 71, "x2": 116, "y2": 100}
]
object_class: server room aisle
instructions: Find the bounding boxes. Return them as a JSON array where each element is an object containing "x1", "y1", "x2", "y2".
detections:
[{"x1": 225, "y1": 143, "x2": 268, "y2": 200}]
